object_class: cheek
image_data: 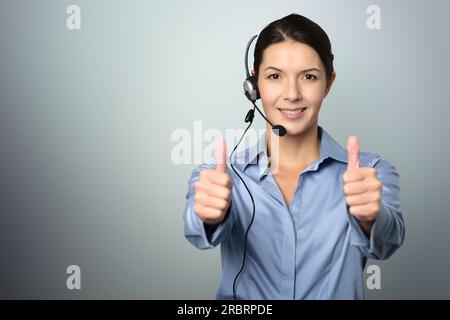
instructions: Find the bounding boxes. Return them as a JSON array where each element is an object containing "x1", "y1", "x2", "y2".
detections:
[
  {"x1": 305, "y1": 91, "x2": 324, "y2": 106},
  {"x1": 302, "y1": 84, "x2": 327, "y2": 105},
  {"x1": 259, "y1": 82, "x2": 279, "y2": 109}
]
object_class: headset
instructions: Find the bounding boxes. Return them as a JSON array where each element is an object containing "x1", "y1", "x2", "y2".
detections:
[
  {"x1": 228, "y1": 35, "x2": 286, "y2": 300},
  {"x1": 242, "y1": 35, "x2": 287, "y2": 137}
]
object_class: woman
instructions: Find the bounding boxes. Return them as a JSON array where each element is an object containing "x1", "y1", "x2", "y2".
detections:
[{"x1": 183, "y1": 13, "x2": 405, "y2": 300}]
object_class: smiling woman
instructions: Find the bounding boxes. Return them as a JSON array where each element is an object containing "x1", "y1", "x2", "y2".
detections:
[
  {"x1": 183, "y1": 13, "x2": 405, "y2": 300},
  {"x1": 258, "y1": 41, "x2": 334, "y2": 134},
  {"x1": 253, "y1": 14, "x2": 335, "y2": 153}
]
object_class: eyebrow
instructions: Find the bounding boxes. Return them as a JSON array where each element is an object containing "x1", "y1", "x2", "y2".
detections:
[{"x1": 264, "y1": 66, "x2": 321, "y2": 73}]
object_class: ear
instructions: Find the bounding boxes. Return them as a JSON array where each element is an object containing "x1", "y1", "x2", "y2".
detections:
[
  {"x1": 324, "y1": 71, "x2": 336, "y2": 98},
  {"x1": 251, "y1": 69, "x2": 256, "y2": 77}
]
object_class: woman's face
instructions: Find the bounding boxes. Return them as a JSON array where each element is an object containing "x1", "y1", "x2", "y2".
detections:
[{"x1": 256, "y1": 40, "x2": 335, "y2": 136}]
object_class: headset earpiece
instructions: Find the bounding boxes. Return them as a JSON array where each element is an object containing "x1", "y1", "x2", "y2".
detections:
[
  {"x1": 243, "y1": 35, "x2": 260, "y2": 102},
  {"x1": 243, "y1": 75, "x2": 260, "y2": 102}
]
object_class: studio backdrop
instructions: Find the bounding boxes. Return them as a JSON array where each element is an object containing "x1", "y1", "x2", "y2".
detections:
[{"x1": 0, "y1": 0, "x2": 449, "y2": 299}]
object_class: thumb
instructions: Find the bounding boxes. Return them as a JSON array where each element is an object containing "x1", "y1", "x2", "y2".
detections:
[
  {"x1": 215, "y1": 139, "x2": 227, "y2": 173},
  {"x1": 347, "y1": 135, "x2": 360, "y2": 170}
]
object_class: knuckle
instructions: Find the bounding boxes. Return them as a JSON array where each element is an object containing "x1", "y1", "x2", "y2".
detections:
[
  {"x1": 194, "y1": 204, "x2": 205, "y2": 216},
  {"x1": 214, "y1": 174, "x2": 225, "y2": 186},
  {"x1": 224, "y1": 189, "x2": 231, "y2": 200},
  {"x1": 198, "y1": 189, "x2": 206, "y2": 198},
  {"x1": 199, "y1": 170, "x2": 208, "y2": 181},
  {"x1": 372, "y1": 203, "x2": 380, "y2": 212},
  {"x1": 209, "y1": 208, "x2": 221, "y2": 219},
  {"x1": 194, "y1": 191, "x2": 201, "y2": 201},
  {"x1": 219, "y1": 174, "x2": 229, "y2": 186},
  {"x1": 342, "y1": 172, "x2": 349, "y2": 182},
  {"x1": 345, "y1": 184, "x2": 352, "y2": 194},
  {"x1": 373, "y1": 192, "x2": 381, "y2": 202},
  {"x1": 345, "y1": 195, "x2": 352, "y2": 204},
  {"x1": 217, "y1": 177, "x2": 225, "y2": 186},
  {"x1": 217, "y1": 200, "x2": 226, "y2": 211},
  {"x1": 343, "y1": 185, "x2": 350, "y2": 195},
  {"x1": 374, "y1": 180, "x2": 382, "y2": 190}
]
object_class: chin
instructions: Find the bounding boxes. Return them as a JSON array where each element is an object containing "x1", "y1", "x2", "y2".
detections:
[
  {"x1": 284, "y1": 128, "x2": 306, "y2": 137},
  {"x1": 283, "y1": 122, "x2": 315, "y2": 137}
]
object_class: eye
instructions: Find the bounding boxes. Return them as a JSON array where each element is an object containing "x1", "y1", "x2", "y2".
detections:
[
  {"x1": 303, "y1": 74, "x2": 317, "y2": 80},
  {"x1": 267, "y1": 74, "x2": 280, "y2": 80}
]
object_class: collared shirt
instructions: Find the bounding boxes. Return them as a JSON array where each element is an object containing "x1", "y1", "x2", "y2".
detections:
[{"x1": 183, "y1": 126, "x2": 405, "y2": 299}]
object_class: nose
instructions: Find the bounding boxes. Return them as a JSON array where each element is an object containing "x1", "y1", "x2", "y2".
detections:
[{"x1": 284, "y1": 78, "x2": 302, "y2": 102}]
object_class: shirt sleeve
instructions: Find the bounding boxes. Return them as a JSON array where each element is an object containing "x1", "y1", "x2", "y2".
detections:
[
  {"x1": 183, "y1": 162, "x2": 236, "y2": 250},
  {"x1": 348, "y1": 155, "x2": 406, "y2": 260}
]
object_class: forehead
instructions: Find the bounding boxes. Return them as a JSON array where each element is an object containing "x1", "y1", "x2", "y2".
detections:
[{"x1": 260, "y1": 40, "x2": 323, "y2": 70}]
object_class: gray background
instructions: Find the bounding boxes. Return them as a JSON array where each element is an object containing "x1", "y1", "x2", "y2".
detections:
[{"x1": 0, "y1": 0, "x2": 449, "y2": 299}]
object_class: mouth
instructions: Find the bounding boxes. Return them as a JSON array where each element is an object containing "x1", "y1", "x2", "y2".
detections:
[
  {"x1": 277, "y1": 107, "x2": 307, "y2": 114},
  {"x1": 277, "y1": 107, "x2": 307, "y2": 119}
]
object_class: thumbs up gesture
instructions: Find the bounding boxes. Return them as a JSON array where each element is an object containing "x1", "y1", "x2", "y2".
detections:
[
  {"x1": 194, "y1": 139, "x2": 233, "y2": 225},
  {"x1": 343, "y1": 136, "x2": 383, "y2": 227}
]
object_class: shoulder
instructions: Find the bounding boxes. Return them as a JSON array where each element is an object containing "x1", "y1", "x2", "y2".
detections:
[
  {"x1": 359, "y1": 152, "x2": 400, "y2": 189},
  {"x1": 360, "y1": 152, "x2": 397, "y2": 172}
]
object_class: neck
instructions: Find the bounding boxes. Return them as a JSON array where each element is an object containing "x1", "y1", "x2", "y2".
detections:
[{"x1": 266, "y1": 124, "x2": 321, "y2": 172}]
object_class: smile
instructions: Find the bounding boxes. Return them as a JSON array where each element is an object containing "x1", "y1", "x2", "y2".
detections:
[{"x1": 277, "y1": 107, "x2": 307, "y2": 119}]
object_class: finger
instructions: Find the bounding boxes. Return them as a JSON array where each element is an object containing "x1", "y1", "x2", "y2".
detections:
[
  {"x1": 215, "y1": 139, "x2": 227, "y2": 173},
  {"x1": 347, "y1": 135, "x2": 360, "y2": 170},
  {"x1": 348, "y1": 203, "x2": 378, "y2": 221},
  {"x1": 343, "y1": 180, "x2": 368, "y2": 196},
  {"x1": 195, "y1": 192, "x2": 229, "y2": 211},
  {"x1": 342, "y1": 168, "x2": 376, "y2": 183},
  {"x1": 194, "y1": 203, "x2": 223, "y2": 222},
  {"x1": 195, "y1": 181, "x2": 231, "y2": 200},
  {"x1": 346, "y1": 192, "x2": 380, "y2": 206},
  {"x1": 344, "y1": 179, "x2": 382, "y2": 196},
  {"x1": 204, "y1": 170, "x2": 232, "y2": 187}
]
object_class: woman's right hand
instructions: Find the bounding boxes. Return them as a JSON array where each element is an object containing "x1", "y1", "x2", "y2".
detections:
[{"x1": 194, "y1": 140, "x2": 232, "y2": 225}]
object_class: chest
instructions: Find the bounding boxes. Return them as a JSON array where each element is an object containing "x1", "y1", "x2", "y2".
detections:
[{"x1": 272, "y1": 171, "x2": 301, "y2": 208}]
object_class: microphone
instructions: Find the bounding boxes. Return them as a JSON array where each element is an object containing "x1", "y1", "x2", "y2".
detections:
[
  {"x1": 245, "y1": 102, "x2": 287, "y2": 137},
  {"x1": 243, "y1": 35, "x2": 286, "y2": 137}
]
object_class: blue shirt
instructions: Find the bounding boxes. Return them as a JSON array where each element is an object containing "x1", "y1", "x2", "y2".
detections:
[{"x1": 183, "y1": 126, "x2": 405, "y2": 299}]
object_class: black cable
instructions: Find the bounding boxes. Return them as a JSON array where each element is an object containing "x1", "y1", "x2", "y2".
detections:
[
  {"x1": 252, "y1": 101, "x2": 274, "y2": 127},
  {"x1": 229, "y1": 106, "x2": 257, "y2": 301}
]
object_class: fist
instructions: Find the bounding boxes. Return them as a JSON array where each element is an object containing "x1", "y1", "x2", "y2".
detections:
[
  {"x1": 194, "y1": 139, "x2": 232, "y2": 224},
  {"x1": 343, "y1": 136, "x2": 382, "y2": 223}
]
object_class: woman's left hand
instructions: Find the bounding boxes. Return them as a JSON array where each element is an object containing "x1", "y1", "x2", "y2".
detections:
[{"x1": 342, "y1": 136, "x2": 382, "y2": 223}]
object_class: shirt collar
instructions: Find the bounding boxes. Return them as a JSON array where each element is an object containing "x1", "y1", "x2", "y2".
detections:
[{"x1": 232, "y1": 126, "x2": 349, "y2": 180}]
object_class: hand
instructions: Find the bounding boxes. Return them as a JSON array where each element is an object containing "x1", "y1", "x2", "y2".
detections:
[
  {"x1": 194, "y1": 139, "x2": 232, "y2": 224},
  {"x1": 343, "y1": 136, "x2": 382, "y2": 228}
]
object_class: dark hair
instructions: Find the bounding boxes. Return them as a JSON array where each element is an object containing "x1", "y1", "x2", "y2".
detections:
[{"x1": 254, "y1": 13, "x2": 334, "y2": 82}]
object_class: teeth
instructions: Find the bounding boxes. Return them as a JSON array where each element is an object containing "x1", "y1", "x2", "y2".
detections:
[
  {"x1": 285, "y1": 110, "x2": 301, "y2": 115},
  {"x1": 279, "y1": 108, "x2": 306, "y2": 115}
]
